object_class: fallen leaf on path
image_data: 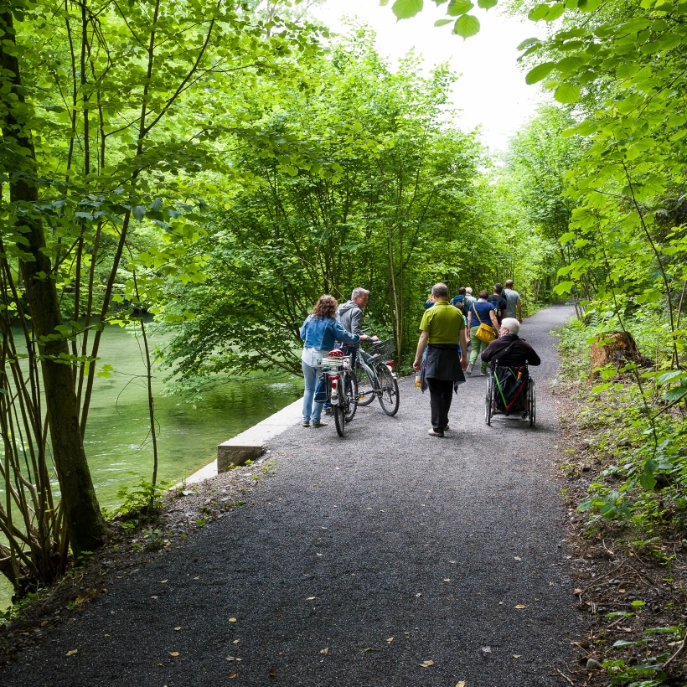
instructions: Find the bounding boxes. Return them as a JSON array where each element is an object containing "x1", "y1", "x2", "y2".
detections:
[
  {"x1": 161, "y1": 579, "x2": 168, "y2": 584},
  {"x1": 169, "y1": 652, "x2": 179, "y2": 657},
  {"x1": 419, "y1": 660, "x2": 434, "y2": 668},
  {"x1": 443, "y1": 578, "x2": 451, "y2": 582},
  {"x1": 386, "y1": 637, "x2": 394, "y2": 643},
  {"x1": 574, "y1": 588, "x2": 583, "y2": 594},
  {"x1": 150, "y1": 595, "x2": 158, "y2": 599},
  {"x1": 319, "y1": 648, "x2": 328, "y2": 655},
  {"x1": 269, "y1": 668, "x2": 276, "y2": 677},
  {"x1": 157, "y1": 663, "x2": 164, "y2": 667},
  {"x1": 228, "y1": 673, "x2": 237, "y2": 679},
  {"x1": 226, "y1": 656, "x2": 242, "y2": 662},
  {"x1": 481, "y1": 646, "x2": 492, "y2": 654},
  {"x1": 104, "y1": 634, "x2": 110, "y2": 637},
  {"x1": 449, "y1": 560, "x2": 457, "y2": 564},
  {"x1": 514, "y1": 557, "x2": 521, "y2": 561},
  {"x1": 513, "y1": 654, "x2": 521, "y2": 659},
  {"x1": 174, "y1": 627, "x2": 181, "y2": 631},
  {"x1": 364, "y1": 647, "x2": 377, "y2": 652},
  {"x1": 515, "y1": 604, "x2": 527, "y2": 609},
  {"x1": 193, "y1": 576, "x2": 199, "y2": 580},
  {"x1": 41, "y1": 621, "x2": 48, "y2": 627},
  {"x1": 415, "y1": 593, "x2": 422, "y2": 597},
  {"x1": 306, "y1": 597, "x2": 316, "y2": 601},
  {"x1": 456, "y1": 682, "x2": 466, "y2": 687},
  {"x1": 228, "y1": 617, "x2": 237, "y2": 623},
  {"x1": 66, "y1": 649, "x2": 78, "y2": 656},
  {"x1": 233, "y1": 639, "x2": 240, "y2": 645},
  {"x1": 316, "y1": 553, "x2": 323, "y2": 557}
]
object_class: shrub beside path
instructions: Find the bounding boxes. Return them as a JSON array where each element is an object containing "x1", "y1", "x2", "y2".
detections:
[{"x1": 2, "y1": 305, "x2": 579, "y2": 686}]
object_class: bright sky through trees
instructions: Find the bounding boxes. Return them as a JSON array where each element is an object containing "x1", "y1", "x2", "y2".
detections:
[{"x1": 314, "y1": 0, "x2": 542, "y2": 151}]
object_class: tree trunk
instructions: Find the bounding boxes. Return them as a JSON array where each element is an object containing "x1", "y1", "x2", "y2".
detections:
[{"x1": 0, "y1": 11, "x2": 107, "y2": 556}]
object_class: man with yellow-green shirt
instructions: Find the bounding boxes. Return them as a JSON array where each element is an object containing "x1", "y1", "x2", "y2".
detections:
[{"x1": 413, "y1": 283, "x2": 468, "y2": 437}]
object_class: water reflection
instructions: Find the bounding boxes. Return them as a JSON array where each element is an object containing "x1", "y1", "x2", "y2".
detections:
[{"x1": 0, "y1": 324, "x2": 301, "y2": 609}]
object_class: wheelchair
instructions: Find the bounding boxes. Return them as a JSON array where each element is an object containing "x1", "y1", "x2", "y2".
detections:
[{"x1": 485, "y1": 360, "x2": 536, "y2": 428}]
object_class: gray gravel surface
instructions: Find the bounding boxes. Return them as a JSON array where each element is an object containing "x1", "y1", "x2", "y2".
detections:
[{"x1": 2, "y1": 305, "x2": 580, "y2": 686}]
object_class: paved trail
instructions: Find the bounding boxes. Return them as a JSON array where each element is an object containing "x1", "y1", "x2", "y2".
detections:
[{"x1": 3, "y1": 305, "x2": 579, "y2": 686}]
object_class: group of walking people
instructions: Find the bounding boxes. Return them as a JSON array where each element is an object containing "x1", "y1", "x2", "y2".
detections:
[
  {"x1": 414, "y1": 281, "x2": 539, "y2": 437},
  {"x1": 298, "y1": 280, "x2": 539, "y2": 437},
  {"x1": 449, "y1": 280, "x2": 523, "y2": 376}
]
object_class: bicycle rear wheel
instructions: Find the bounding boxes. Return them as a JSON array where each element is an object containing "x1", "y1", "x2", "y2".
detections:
[
  {"x1": 376, "y1": 364, "x2": 399, "y2": 416},
  {"x1": 356, "y1": 365, "x2": 375, "y2": 406},
  {"x1": 344, "y1": 372, "x2": 358, "y2": 422},
  {"x1": 333, "y1": 404, "x2": 345, "y2": 437}
]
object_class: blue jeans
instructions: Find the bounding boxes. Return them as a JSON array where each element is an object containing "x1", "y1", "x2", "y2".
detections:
[{"x1": 302, "y1": 361, "x2": 323, "y2": 424}]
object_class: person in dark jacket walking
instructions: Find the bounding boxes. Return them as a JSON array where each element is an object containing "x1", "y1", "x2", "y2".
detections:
[
  {"x1": 480, "y1": 318, "x2": 541, "y2": 368},
  {"x1": 413, "y1": 283, "x2": 468, "y2": 438},
  {"x1": 487, "y1": 283, "x2": 508, "y2": 325}
]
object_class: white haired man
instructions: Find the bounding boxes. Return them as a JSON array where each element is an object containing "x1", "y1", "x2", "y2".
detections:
[
  {"x1": 480, "y1": 318, "x2": 541, "y2": 368},
  {"x1": 413, "y1": 283, "x2": 468, "y2": 438},
  {"x1": 336, "y1": 288, "x2": 378, "y2": 379},
  {"x1": 337, "y1": 287, "x2": 377, "y2": 343}
]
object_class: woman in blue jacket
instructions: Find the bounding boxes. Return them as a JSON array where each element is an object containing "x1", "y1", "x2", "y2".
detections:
[{"x1": 300, "y1": 295, "x2": 360, "y2": 428}]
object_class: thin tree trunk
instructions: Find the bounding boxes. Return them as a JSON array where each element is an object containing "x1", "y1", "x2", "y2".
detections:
[{"x1": 0, "y1": 11, "x2": 107, "y2": 556}]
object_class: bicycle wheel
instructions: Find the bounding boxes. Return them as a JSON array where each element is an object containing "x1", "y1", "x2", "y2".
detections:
[
  {"x1": 376, "y1": 364, "x2": 400, "y2": 416},
  {"x1": 333, "y1": 404, "x2": 346, "y2": 437},
  {"x1": 344, "y1": 371, "x2": 358, "y2": 422},
  {"x1": 356, "y1": 364, "x2": 376, "y2": 406}
]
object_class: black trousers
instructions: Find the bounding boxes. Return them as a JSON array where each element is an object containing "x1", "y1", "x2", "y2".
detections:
[{"x1": 427, "y1": 377, "x2": 454, "y2": 432}]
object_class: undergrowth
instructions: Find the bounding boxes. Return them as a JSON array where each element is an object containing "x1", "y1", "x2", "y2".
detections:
[
  {"x1": 558, "y1": 315, "x2": 687, "y2": 533},
  {"x1": 556, "y1": 314, "x2": 687, "y2": 687}
]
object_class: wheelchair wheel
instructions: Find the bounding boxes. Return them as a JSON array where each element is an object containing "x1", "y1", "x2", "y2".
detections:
[
  {"x1": 485, "y1": 373, "x2": 493, "y2": 426},
  {"x1": 528, "y1": 378, "x2": 536, "y2": 428}
]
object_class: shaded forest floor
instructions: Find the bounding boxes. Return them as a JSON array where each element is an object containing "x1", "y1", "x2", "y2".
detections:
[{"x1": 555, "y1": 376, "x2": 687, "y2": 686}]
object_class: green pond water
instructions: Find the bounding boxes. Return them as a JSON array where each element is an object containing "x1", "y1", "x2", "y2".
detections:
[{"x1": 0, "y1": 324, "x2": 302, "y2": 610}]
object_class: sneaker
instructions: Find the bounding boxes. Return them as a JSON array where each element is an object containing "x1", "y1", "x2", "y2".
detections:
[
  {"x1": 480, "y1": 367, "x2": 488, "y2": 376},
  {"x1": 466, "y1": 363, "x2": 474, "y2": 375},
  {"x1": 428, "y1": 428, "x2": 444, "y2": 438},
  {"x1": 311, "y1": 421, "x2": 328, "y2": 428},
  {"x1": 302, "y1": 420, "x2": 310, "y2": 427}
]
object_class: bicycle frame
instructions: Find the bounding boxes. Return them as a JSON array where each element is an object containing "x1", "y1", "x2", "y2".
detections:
[
  {"x1": 357, "y1": 347, "x2": 396, "y2": 392},
  {"x1": 320, "y1": 356, "x2": 353, "y2": 406}
]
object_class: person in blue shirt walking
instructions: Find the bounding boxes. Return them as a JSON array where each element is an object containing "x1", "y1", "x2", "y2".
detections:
[
  {"x1": 466, "y1": 290, "x2": 500, "y2": 376},
  {"x1": 300, "y1": 295, "x2": 360, "y2": 428}
]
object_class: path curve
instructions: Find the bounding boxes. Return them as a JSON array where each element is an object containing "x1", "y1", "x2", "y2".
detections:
[{"x1": 2, "y1": 305, "x2": 579, "y2": 686}]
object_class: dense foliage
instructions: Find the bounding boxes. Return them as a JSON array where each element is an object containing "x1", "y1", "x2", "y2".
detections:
[
  {"x1": 0, "y1": 0, "x2": 324, "y2": 593},
  {"x1": 161, "y1": 26, "x2": 550, "y2": 382}
]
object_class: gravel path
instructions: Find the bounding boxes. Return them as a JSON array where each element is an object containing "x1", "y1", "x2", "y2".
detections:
[{"x1": 3, "y1": 305, "x2": 580, "y2": 687}]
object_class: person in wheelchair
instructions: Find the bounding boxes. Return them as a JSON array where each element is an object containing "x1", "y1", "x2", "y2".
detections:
[
  {"x1": 480, "y1": 318, "x2": 540, "y2": 369},
  {"x1": 481, "y1": 318, "x2": 540, "y2": 416}
]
